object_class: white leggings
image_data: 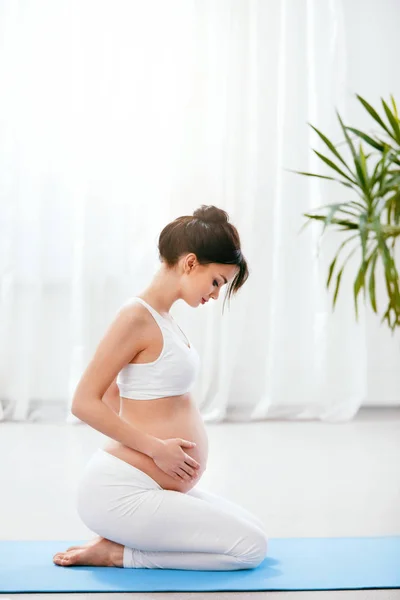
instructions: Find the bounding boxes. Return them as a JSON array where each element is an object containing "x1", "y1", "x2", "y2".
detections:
[{"x1": 77, "y1": 448, "x2": 268, "y2": 570}]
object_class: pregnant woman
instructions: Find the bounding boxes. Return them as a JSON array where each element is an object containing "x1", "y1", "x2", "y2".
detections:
[{"x1": 53, "y1": 204, "x2": 268, "y2": 571}]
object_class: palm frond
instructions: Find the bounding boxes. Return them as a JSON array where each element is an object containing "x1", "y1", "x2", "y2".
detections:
[{"x1": 294, "y1": 95, "x2": 400, "y2": 330}]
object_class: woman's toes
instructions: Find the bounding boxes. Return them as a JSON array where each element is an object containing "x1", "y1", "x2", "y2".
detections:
[
  {"x1": 53, "y1": 551, "x2": 75, "y2": 566},
  {"x1": 53, "y1": 553, "x2": 64, "y2": 565},
  {"x1": 54, "y1": 552, "x2": 73, "y2": 567}
]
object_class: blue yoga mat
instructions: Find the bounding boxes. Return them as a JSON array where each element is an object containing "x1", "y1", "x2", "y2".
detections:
[{"x1": 1, "y1": 537, "x2": 399, "y2": 593}]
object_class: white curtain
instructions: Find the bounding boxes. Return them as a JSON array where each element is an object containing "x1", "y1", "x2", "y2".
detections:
[{"x1": 0, "y1": 0, "x2": 399, "y2": 424}]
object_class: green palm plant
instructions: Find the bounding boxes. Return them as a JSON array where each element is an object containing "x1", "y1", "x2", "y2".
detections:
[{"x1": 295, "y1": 95, "x2": 400, "y2": 332}]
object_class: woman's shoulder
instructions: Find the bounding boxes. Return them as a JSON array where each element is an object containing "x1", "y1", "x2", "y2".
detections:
[
  {"x1": 117, "y1": 297, "x2": 154, "y2": 325},
  {"x1": 117, "y1": 297, "x2": 168, "y2": 343}
]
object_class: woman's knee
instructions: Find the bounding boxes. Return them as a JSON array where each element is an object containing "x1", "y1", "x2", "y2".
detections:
[{"x1": 237, "y1": 528, "x2": 268, "y2": 569}]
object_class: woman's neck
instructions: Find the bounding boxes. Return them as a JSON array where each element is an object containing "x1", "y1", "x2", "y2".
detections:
[{"x1": 139, "y1": 265, "x2": 182, "y2": 315}]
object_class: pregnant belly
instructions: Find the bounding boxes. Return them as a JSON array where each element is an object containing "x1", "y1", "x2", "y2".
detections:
[{"x1": 102, "y1": 394, "x2": 209, "y2": 493}]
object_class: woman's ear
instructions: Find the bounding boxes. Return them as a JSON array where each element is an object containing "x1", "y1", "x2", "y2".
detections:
[{"x1": 185, "y1": 253, "x2": 197, "y2": 273}]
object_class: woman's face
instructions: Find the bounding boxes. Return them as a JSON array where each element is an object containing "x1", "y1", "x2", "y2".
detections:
[{"x1": 180, "y1": 254, "x2": 239, "y2": 308}]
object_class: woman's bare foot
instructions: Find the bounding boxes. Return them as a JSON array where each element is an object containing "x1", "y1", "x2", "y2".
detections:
[
  {"x1": 53, "y1": 536, "x2": 124, "y2": 568},
  {"x1": 63, "y1": 535, "x2": 104, "y2": 553}
]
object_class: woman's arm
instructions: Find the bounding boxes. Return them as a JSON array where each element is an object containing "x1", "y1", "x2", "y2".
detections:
[
  {"x1": 71, "y1": 303, "x2": 162, "y2": 458},
  {"x1": 73, "y1": 398, "x2": 160, "y2": 457},
  {"x1": 102, "y1": 379, "x2": 121, "y2": 415}
]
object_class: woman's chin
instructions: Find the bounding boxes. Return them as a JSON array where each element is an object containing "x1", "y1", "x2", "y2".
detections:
[{"x1": 182, "y1": 297, "x2": 200, "y2": 308}]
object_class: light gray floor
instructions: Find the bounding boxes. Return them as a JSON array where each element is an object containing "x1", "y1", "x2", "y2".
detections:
[{"x1": 1, "y1": 407, "x2": 400, "y2": 599}]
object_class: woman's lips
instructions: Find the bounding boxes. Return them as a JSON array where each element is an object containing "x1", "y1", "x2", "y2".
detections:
[{"x1": 201, "y1": 298, "x2": 208, "y2": 304}]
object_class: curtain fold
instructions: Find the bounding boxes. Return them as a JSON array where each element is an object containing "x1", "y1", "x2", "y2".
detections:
[{"x1": 0, "y1": 0, "x2": 399, "y2": 424}]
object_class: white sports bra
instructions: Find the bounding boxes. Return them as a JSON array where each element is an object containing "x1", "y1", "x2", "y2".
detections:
[{"x1": 116, "y1": 297, "x2": 201, "y2": 400}]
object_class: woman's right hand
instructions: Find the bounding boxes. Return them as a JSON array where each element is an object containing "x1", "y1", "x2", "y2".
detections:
[{"x1": 150, "y1": 438, "x2": 201, "y2": 481}]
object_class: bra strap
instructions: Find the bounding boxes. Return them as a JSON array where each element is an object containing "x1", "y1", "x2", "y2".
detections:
[{"x1": 131, "y1": 297, "x2": 168, "y2": 327}]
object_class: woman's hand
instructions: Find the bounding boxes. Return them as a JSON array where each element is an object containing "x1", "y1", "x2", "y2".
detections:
[{"x1": 150, "y1": 438, "x2": 201, "y2": 482}]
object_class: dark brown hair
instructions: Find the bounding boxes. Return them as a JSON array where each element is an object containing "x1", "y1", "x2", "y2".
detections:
[{"x1": 158, "y1": 205, "x2": 249, "y2": 309}]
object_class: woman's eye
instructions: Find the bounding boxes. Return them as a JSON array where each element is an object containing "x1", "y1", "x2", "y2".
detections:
[{"x1": 213, "y1": 280, "x2": 219, "y2": 287}]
